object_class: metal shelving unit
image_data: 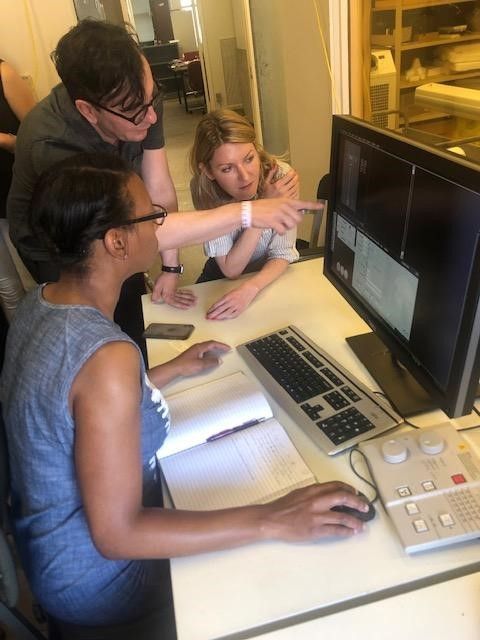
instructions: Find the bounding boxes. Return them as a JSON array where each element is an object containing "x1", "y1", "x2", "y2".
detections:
[{"x1": 372, "y1": 0, "x2": 480, "y2": 127}]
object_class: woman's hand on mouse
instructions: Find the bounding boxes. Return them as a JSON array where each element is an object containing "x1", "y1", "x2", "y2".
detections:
[{"x1": 258, "y1": 481, "x2": 370, "y2": 542}]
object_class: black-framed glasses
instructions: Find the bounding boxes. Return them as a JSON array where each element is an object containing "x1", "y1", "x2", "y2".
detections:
[
  {"x1": 123, "y1": 204, "x2": 168, "y2": 227},
  {"x1": 91, "y1": 83, "x2": 162, "y2": 126}
]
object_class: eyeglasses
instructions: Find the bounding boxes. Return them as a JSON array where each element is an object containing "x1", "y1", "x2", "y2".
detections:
[
  {"x1": 91, "y1": 83, "x2": 161, "y2": 126},
  {"x1": 123, "y1": 204, "x2": 168, "y2": 227}
]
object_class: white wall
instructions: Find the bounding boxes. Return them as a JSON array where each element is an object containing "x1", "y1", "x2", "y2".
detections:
[
  {"x1": 171, "y1": 9, "x2": 197, "y2": 54},
  {"x1": 250, "y1": 1, "x2": 289, "y2": 157},
  {"x1": 281, "y1": 0, "x2": 332, "y2": 244},
  {"x1": 249, "y1": 0, "x2": 332, "y2": 243},
  {"x1": 196, "y1": 0, "x2": 235, "y2": 109},
  {"x1": 280, "y1": 0, "x2": 332, "y2": 201},
  {"x1": 0, "y1": 0, "x2": 77, "y2": 99}
]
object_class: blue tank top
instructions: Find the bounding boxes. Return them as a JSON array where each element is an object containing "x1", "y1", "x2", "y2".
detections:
[{"x1": 1, "y1": 286, "x2": 170, "y2": 625}]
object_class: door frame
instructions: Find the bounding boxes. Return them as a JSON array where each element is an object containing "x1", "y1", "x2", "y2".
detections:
[
  {"x1": 329, "y1": 0, "x2": 350, "y2": 114},
  {"x1": 235, "y1": 0, "x2": 263, "y2": 143}
]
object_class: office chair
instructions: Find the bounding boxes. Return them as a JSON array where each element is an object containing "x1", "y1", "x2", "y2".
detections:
[
  {"x1": 182, "y1": 50, "x2": 199, "y2": 62},
  {"x1": 184, "y1": 59, "x2": 206, "y2": 114},
  {"x1": 296, "y1": 173, "x2": 329, "y2": 259},
  {"x1": 311, "y1": 172, "x2": 329, "y2": 247}
]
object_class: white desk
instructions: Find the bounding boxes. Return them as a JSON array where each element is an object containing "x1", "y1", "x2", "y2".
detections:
[
  {"x1": 142, "y1": 258, "x2": 480, "y2": 640},
  {"x1": 253, "y1": 572, "x2": 480, "y2": 640}
]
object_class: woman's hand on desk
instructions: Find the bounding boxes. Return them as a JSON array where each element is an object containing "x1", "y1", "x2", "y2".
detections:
[
  {"x1": 206, "y1": 282, "x2": 259, "y2": 320},
  {"x1": 151, "y1": 272, "x2": 197, "y2": 308},
  {"x1": 148, "y1": 340, "x2": 231, "y2": 387},
  {"x1": 260, "y1": 481, "x2": 369, "y2": 541}
]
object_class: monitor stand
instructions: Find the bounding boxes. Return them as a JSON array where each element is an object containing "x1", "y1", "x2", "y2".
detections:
[{"x1": 346, "y1": 332, "x2": 436, "y2": 417}]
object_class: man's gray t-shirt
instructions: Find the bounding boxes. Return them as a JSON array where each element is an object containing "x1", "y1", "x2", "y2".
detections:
[{"x1": 7, "y1": 83, "x2": 165, "y2": 261}]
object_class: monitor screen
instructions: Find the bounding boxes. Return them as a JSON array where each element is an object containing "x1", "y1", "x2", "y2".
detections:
[{"x1": 324, "y1": 115, "x2": 480, "y2": 418}]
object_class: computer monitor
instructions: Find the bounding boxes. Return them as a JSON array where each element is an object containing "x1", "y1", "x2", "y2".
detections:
[{"x1": 324, "y1": 115, "x2": 480, "y2": 419}]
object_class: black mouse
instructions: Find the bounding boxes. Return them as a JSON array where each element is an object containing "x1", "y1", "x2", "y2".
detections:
[{"x1": 331, "y1": 492, "x2": 376, "y2": 522}]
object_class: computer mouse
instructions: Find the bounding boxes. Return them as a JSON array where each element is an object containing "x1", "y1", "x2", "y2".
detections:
[{"x1": 331, "y1": 492, "x2": 376, "y2": 522}]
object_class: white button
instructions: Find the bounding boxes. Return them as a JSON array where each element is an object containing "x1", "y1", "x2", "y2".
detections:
[
  {"x1": 418, "y1": 432, "x2": 445, "y2": 455},
  {"x1": 422, "y1": 481, "x2": 436, "y2": 492},
  {"x1": 413, "y1": 519, "x2": 429, "y2": 533},
  {"x1": 382, "y1": 439, "x2": 409, "y2": 464},
  {"x1": 398, "y1": 486, "x2": 411, "y2": 497},
  {"x1": 439, "y1": 513, "x2": 455, "y2": 527},
  {"x1": 405, "y1": 502, "x2": 420, "y2": 515}
]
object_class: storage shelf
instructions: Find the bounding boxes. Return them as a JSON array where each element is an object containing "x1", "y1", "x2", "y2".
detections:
[
  {"x1": 371, "y1": 0, "x2": 480, "y2": 131},
  {"x1": 405, "y1": 110, "x2": 451, "y2": 124},
  {"x1": 400, "y1": 69, "x2": 480, "y2": 89},
  {"x1": 401, "y1": 32, "x2": 480, "y2": 51},
  {"x1": 374, "y1": 0, "x2": 475, "y2": 11}
]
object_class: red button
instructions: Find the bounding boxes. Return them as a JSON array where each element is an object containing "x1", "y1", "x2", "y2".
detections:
[{"x1": 451, "y1": 474, "x2": 466, "y2": 484}]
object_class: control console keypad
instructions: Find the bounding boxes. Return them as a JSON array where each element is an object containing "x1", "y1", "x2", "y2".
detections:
[
  {"x1": 444, "y1": 487, "x2": 480, "y2": 532},
  {"x1": 359, "y1": 423, "x2": 480, "y2": 553}
]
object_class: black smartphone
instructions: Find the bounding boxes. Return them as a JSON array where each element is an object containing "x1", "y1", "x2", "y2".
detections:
[{"x1": 142, "y1": 323, "x2": 195, "y2": 340}]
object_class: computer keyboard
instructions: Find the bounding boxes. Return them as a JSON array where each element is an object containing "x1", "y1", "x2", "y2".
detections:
[{"x1": 237, "y1": 325, "x2": 401, "y2": 455}]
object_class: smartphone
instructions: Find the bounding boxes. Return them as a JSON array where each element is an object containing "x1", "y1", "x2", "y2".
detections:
[{"x1": 142, "y1": 323, "x2": 195, "y2": 340}]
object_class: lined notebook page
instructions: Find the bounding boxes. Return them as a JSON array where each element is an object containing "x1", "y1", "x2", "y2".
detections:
[
  {"x1": 159, "y1": 371, "x2": 272, "y2": 458},
  {"x1": 160, "y1": 418, "x2": 315, "y2": 510}
]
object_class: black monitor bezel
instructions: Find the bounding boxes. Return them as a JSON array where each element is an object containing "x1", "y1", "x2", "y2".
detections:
[{"x1": 324, "y1": 115, "x2": 480, "y2": 418}]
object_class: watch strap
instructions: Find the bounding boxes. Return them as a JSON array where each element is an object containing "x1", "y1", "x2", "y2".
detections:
[{"x1": 161, "y1": 264, "x2": 184, "y2": 274}]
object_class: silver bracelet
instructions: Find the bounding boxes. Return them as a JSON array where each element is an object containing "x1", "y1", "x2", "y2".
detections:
[{"x1": 240, "y1": 200, "x2": 252, "y2": 229}]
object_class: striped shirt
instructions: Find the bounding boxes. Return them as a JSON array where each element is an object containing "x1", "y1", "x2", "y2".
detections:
[{"x1": 203, "y1": 161, "x2": 299, "y2": 264}]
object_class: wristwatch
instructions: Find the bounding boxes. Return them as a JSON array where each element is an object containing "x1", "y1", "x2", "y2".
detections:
[{"x1": 161, "y1": 264, "x2": 184, "y2": 274}]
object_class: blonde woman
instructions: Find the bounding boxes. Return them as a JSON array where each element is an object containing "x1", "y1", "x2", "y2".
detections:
[{"x1": 190, "y1": 109, "x2": 300, "y2": 320}]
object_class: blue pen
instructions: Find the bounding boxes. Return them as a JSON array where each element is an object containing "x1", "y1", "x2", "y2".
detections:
[{"x1": 206, "y1": 417, "x2": 266, "y2": 442}]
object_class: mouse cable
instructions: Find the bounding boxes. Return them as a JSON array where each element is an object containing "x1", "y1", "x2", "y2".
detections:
[{"x1": 348, "y1": 447, "x2": 379, "y2": 505}]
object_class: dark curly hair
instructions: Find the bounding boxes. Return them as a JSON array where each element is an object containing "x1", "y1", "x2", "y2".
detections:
[
  {"x1": 29, "y1": 153, "x2": 136, "y2": 274},
  {"x1": 52, "y1": 20, "x2": 145, "y2": 111}
]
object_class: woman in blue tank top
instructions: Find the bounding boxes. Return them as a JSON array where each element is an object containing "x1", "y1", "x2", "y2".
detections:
[{"x1": 1, "y1": 154, "x2": 368, "y2": 639}]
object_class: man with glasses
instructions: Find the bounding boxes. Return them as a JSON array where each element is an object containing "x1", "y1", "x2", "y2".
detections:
[{"x1": 7, "y1": 20, "x2": 194, "y2": 356}]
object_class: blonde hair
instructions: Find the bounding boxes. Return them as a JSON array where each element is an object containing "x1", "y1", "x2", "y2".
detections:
[{"x1": 189, "y1": 109, "x2": 278, "y2": 210}]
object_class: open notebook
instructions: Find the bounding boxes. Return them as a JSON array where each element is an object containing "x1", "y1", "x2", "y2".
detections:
[{"x1": 158, "y1": 371, "x2": 315, "y2": 510}]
